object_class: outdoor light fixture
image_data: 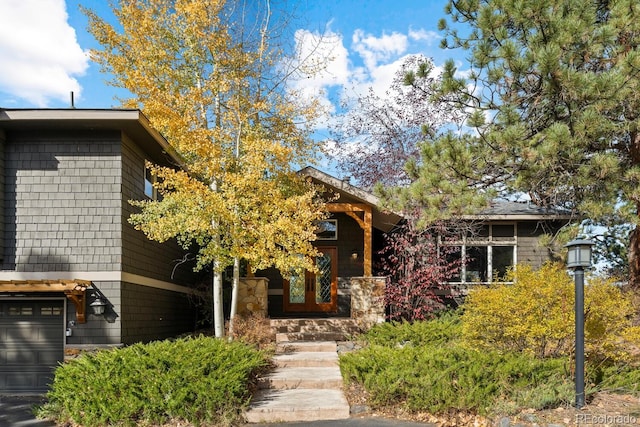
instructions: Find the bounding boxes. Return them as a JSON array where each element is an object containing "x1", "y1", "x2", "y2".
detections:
[
  {"x1": 566, "y1": 238, "x2": 593, "y2": 269},
  {"x1": 565, "y1": 237, "x2": 594, "y2": 409},
  {"x1": 89, "y1": 296, "x2": 108, "y2": 316}
]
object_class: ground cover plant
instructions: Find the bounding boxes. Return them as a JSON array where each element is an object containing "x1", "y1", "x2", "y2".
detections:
[
  {"x1": 38, "y1": 335, "x2": 270, "y2": 427},
  {"x1": 340, "y1": 313, "x2": 574, "y2": 415},
  {"x1": 340, "y1": 307, "x2": 640, "y2": 418}
]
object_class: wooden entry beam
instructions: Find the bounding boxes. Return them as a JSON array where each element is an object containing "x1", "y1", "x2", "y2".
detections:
[
  {"x1": 0, "y1": 279, "x2": 92, "y2": 323},
  {"x1": 326, "y1": 203, "x2": 373, "y2": 276}
]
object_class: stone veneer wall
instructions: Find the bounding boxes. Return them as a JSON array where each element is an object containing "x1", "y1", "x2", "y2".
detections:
[
  {"x1": 238, "y1": 277, "x2": 268, "y2": 317},
  {"x1": 350, "y1": 276, "x2": 386, "y2": 328}
]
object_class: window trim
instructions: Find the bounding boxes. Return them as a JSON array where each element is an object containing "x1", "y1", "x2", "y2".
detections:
[{"x1": 441, "y1": 222, "x2": 518, "y2": 284}]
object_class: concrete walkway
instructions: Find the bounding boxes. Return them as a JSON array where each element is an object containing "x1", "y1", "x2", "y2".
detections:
[
  {"x1": 245, "y1": 341, "x2": 351, "y2": 423},
  {"x1": 0, "y1": 395, "x2": 55, "y2": 427},
  {"x1": 251, "y1": 418, "x2": 435, "y2": 426}
]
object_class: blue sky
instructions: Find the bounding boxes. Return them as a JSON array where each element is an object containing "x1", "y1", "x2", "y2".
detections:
[
  {"x1": 0, "y1": 0, "x2": 463, "y2": 109},
  {"x1": 0, "y1": 0, "x2": 467, "y2": 176}
]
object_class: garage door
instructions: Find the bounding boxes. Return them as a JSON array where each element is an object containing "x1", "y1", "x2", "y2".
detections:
[{"x1": 0, "y1": 300, "x2": 64, "y2": 393}]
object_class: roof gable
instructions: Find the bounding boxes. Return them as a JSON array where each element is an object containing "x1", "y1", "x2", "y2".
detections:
[{"x1": 299, "y1": 166, "x2": 402, "y2": 232}]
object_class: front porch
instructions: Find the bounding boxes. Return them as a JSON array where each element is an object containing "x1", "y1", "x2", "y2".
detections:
[{"x1": 237, "y1": 276, "x2": 386, "y2": 329}]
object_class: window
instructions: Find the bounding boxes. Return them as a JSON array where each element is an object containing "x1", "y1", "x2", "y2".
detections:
[
  {"x1": 9, "y1": 306, "x2": 33, "y2": 316},
  {"x1": 41, "y1": 306, "x2": 63, "y2": 316},
  {"x1": 144, "y1": 165, "x2": 158, "y2": 200},
  {"x1": 442, "y1": 223, "x2": 517, "y2": 284},
  {"x1": 315, "y1": 219, "x2": 337, "y2": 240}
]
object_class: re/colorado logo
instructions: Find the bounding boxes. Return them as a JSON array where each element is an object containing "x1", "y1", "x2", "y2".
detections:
[{"x1": 576, "y1": 413, "x2": 638, "y2": 425}]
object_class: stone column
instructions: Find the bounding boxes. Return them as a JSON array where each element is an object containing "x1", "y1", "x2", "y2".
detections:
[
  {"x1": 237, "y1": 277, "x2": 269, "y2": 317},
  {"x1": 350, "y1": 276, "x2": 386, "y2": 329}
]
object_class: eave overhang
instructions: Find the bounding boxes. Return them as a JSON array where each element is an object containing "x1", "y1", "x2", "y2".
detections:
[
  {"x1": 0, "y1": 279, "x2": 93, "y2": 323},
  {"x1": 299, "y1": 166, "x2": 403, "y2": 233},
  {"x1": 0, "y1": 108, "x2": 184, "y2": 169}
]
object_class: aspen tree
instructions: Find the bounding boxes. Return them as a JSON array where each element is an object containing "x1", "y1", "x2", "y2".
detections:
[{"x1": 84, "y1": 0, "x2": 327, "y2": 336}]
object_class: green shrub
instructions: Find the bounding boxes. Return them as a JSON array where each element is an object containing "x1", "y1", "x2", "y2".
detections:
[
  {"x1": 461, "y1": 263, "x2": 640, "y2": 363},
  {"x1": 596, "y1": 364, "x2": 640, "y2": 395},
  {"x1": 340, "y1": 339, "x2": 573, "y2": 415},
  {"x1": 363, "y1": 311, "x2": 461, "y2": 348},
  {"x1": 40, "y1": 335, "x2": 269, "y2": 427},
  {"x1": 342, "y1": 316, "x2": 640, "y2": 417}
]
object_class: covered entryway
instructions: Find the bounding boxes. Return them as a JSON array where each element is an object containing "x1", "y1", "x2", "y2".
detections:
[
  {"x1": 0, "y1": 299, "x2": 65, "y2": 393},
  {"x1": 284, "y1": 247, "x2": 338, "y2": 313}
]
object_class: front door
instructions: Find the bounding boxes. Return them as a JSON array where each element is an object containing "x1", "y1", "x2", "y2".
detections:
[{"x1": 284, "y1": 247, "x2": 338, "y2": 313}]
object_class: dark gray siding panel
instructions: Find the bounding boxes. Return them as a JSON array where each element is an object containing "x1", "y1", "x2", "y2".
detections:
[
  {"x1": 517, "y1": 221, "x2": 551, "y2": 269},
  {"x1": 120, "y1": 136, "x2": 196, "y2": 285},
  {"x1": 0, "y1": 131, "x2": 5, "y2": 262},
  {"x1": 65, "y1": 280, "x2": 122, "y2": 345},
  {"x1": 120, "y1": 282, "x2": 195, "y2": 344},
  {"x1": 1, "y1": 130, "x2": 122, "y2": 272}
]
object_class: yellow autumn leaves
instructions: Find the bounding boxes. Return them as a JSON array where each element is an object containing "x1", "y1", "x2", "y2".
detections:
[
  {"x1": 84, "y1": 0, "x2": 327, "y2": 275},
  {"x1": 462, "y1": 263, "x2": 640, "y2": 363}
]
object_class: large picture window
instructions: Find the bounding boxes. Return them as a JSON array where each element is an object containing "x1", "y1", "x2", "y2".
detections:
[{"x1": 443, "y1": 223, "x2": 517, "y2": 284}]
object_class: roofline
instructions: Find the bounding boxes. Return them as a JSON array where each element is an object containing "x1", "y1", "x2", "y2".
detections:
[
  {"x1": 299, "y1": 166, "x2": 382, "y2": 206},
  {"x1": 0, "y1": 108, "x2": 184, "y2": 168},
  {"x1": 458, "y1": 214, "x2": 573, "y2": 221}
]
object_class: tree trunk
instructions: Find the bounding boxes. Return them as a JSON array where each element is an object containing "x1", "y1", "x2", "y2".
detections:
[
  {"x1": 227, "y1": 257, "x2": 240, "y2": 341},
  {"x1": 213, "y1": 265, "x2": 224, "y2": 338},
  {"x1": 629, "y1": 131, "x2": 640, "y2": 291},
  {"x1": 629, "y1": 223, "x2": 640, "y2": 291}
]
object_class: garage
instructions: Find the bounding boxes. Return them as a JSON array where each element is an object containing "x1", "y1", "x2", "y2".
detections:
[{"x1": 0, "y1": 299, "x2": 65, "y2": 394}]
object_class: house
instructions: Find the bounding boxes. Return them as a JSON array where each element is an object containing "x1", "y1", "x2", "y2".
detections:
[
  {"x1": 255, "y1": 167, "x2": 571, "y2": 319},
  {"x1": 0, "y1": 107, "x2": 571, "y2": 394},
  {"x1": 254, "y1": 167, "x2": 403, "y2": 319},
  {"x1": 0, "y1": 108, "x2": 198, "y2": 393},
  {"x1": 445, "y1": 200, "x2": 571, "y2": 286}
]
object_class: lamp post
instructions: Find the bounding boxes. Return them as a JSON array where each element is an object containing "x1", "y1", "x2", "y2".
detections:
[{"x1": 565, "y1": 238, "x2": 594, "y2": 409}]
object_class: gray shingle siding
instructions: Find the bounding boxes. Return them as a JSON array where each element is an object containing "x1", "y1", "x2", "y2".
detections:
[
  {"x1": 120, "y1": 281, "x2": 194, "y2": 345},
  {"x1": 0, "y1": 130, "x2": 5, "y2": 261},
  {"x1": 1, "y1": 130, "x2": 122, "y2": 271},
  {"x1": 65, "y1": 280, "x2": 122, "y2": 345},
  {"x1": 120, "y1": 134, "x2": 196, "y2": 284},
  {"x1": 517, "y1": 221, "x2": 553, "y2": 269},
  {"x1": 0, "y1": 124, "x2": 199, "y2": 346}
]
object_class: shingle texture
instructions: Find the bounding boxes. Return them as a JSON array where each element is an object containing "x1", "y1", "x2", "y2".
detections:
[{"x1": 1, "y1": 130, "x2": 122, "y2": 271}]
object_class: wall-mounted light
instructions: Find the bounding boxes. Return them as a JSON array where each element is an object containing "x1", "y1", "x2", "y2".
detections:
[
  {"x1": 89, "y1": 297, "x2": 108, "y2": 316},
  {"x1": 351, "y1": 249, "x2": 359, "y2": 260}
]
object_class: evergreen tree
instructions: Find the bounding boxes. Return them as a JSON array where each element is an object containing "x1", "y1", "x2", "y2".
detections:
[{"x1": 383, "y1": 0, "x2": 640, "y2": 286}]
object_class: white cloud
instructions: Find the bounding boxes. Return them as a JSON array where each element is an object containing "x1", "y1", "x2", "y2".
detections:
[
  {"x1": 352, "y1": 30, "x2": 408, "y2": 71},
  {"x1": 292, "y1": 29, "x2": 352, "y2": 92},
  {"x1": 408, "y1": 28, "x2": 440, "y2": 44},
  {"x1": 288, "y1": 23, "x2": 450, "y2": 136},
  {"x1": 0, "y1": 0, "x2": 89, "y2": 107}
]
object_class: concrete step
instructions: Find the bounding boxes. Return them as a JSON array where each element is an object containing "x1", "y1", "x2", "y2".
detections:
[
  {"x1": 245, "y1": 388, "x2": 350, "y2": 423},
  {"x1": 276, "y1": 341, "x2": 337, "y2": 353},
  {"x1": 273, "y1": 351, "x2": 338, "y2": 368},
  {"x1": 270, "y1": 318, "x2": 361, "y2": 334},
  {"x1": 276, "y1": 331, "x2": 351, "y2": 343},
  {"x1": 257, "y1": 367, "x2": 343, "y2": 390}
]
